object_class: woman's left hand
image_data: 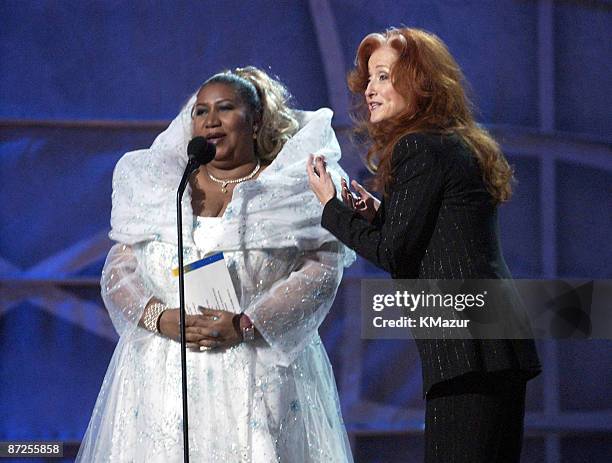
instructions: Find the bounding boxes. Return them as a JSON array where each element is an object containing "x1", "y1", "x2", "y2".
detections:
[
  {"x1": 189, "y1": 308, "x2": 242, "y2": 350},
  {"x1": 307, "y1": 155, "x2": 336, "y2": 205}
]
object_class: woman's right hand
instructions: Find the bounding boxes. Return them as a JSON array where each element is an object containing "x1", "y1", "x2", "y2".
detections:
[
  {"x1": 158, "y1": 309, "x2": 220, "y2": 349},
  {"x1": 341, "y1": 178, "x2": 380, "y2": 223}
]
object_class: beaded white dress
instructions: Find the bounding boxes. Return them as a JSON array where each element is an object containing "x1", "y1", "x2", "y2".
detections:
[{"x1": 76, "y1": 103, "x2": 355, "y2": 462}]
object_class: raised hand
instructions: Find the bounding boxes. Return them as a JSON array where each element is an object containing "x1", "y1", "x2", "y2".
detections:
[
  {"x1": 307, "y1": 155, "x2": 337, "y2": 205},
  {"x1": 341, "y1": 178, "x2": 380, "y2": 223}
]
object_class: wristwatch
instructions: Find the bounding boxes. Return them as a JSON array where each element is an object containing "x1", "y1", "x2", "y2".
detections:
[{"x1": 239, "y1": 313, "x2": 255, "y2": 342}]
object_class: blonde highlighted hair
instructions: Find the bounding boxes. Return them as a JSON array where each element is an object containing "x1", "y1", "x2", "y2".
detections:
[{"x1": 348, "y1": 27, "x2": 513, "y2": 202}]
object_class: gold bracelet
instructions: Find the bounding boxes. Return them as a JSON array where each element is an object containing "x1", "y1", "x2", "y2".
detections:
[{"x1": 143, "y1": 302, "x2": 167, "y2": 333}]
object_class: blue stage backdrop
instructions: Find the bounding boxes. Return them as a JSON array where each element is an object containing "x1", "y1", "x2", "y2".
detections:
[{"x1": 1, "y1": 1, "x2": 611, "y2": 462}]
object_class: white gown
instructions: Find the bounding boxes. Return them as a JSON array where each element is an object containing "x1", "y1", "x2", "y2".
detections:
[{"x1": 76, "y1": 106, "x2": 355, "y2": 462}]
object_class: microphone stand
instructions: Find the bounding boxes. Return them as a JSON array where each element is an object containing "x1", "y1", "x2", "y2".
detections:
[{"x1": 176, "y1": 158, "x2": 199, "y2": 463}]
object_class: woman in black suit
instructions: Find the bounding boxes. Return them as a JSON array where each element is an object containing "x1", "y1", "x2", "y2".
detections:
[{"x1": 308, "y1": 27, "x2": 541, "y2": 462}]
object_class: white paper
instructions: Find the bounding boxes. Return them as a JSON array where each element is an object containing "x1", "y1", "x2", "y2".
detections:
[{"x1": 174, "y1": 252, "x2": 240, "y2": 313}]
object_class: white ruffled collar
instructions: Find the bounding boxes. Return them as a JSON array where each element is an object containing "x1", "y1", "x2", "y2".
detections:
[{"x1": 108, "y1": 103, "x2": 354, "y2": 266}]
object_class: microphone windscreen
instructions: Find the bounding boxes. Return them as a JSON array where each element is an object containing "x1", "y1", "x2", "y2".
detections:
[{"x1": 187, "y1": 136, "x2": 216, "y2": 165}]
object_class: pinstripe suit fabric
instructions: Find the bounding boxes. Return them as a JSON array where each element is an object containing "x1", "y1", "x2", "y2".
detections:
[{"x1": 321, "y1": 132, "x2": 541, "y2": 462}]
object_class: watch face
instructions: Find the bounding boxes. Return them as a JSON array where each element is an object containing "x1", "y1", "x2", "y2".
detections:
[{"x1": 242, "y1": 326, "x2": 255, "y2": 342}]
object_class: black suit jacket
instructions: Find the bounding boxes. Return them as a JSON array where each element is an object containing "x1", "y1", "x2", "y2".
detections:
[{"x1": 322, "y1": 132, "x2": 541, "y2": 395}]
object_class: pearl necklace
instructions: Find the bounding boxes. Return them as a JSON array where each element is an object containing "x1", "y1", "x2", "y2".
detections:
[{"x1": 207, "y1": 160, "x2": 261, "y2": 194}]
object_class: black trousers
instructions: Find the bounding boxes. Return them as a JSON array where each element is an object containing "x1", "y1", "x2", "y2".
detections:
[{"x1": 424, "y1": 372, "x2": 527, "y2": 463}]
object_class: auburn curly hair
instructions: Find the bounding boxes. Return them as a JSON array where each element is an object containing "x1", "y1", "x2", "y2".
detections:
[{"x1": 348, "y1": 27, "x2": 513, "y2": 202}]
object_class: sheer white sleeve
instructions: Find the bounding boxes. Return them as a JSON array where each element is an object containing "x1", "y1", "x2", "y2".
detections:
[
  {"x1": 101, "y1": 243, "x2": 154, "y2": 337},
  {"x1": 244, "y1": 242, "x2": 343, "y2": 367}
]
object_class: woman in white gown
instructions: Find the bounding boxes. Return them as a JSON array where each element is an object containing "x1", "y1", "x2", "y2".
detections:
[{"x1": 77, "y1": 67, "x2": 355, "y2": 462}]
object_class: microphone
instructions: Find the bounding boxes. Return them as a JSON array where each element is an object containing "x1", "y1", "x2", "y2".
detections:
[
  {"x1": 175, "y1": 135, "x2": 215, "y2": 463},
  {"x1": 187, "y1": 136, "x2": 216, "y2": 167},
  {"x1": 179, "y1": 137, "x2": 216, "y2": 195}
]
